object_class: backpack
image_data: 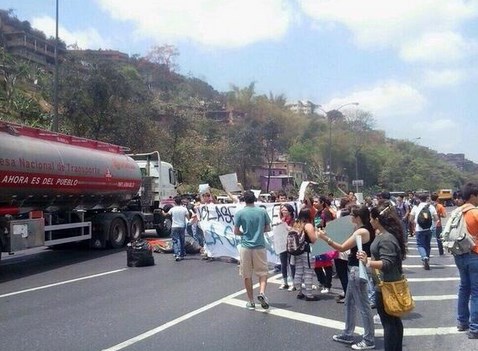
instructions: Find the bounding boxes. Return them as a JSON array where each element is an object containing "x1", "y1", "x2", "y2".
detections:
[
  {"x1": 416, "y1": 204, "x2": 432, "y2": 229},
  {"x1": 441, "y1": 205, "x2": 477, "y2": 255},
  {"x1": 286, "y1": 229, "x2": 310, "y2": 256}
]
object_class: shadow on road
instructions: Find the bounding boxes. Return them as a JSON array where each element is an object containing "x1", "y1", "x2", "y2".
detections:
[{"x1": 0, "y1": 245, "x2": 124, "y2": 283}]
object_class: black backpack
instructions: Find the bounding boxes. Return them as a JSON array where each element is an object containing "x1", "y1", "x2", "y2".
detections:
[
  {"x1": 417, "y1": 204, "x2": 433, "y2": 230},
  {"x1": 286, "y1": 230, "x2": 310, "y2": 256}
]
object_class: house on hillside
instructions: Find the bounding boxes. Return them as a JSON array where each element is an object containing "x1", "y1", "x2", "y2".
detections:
[{"x1": 252, "y1": 157, "x2": 307, "y2": 192}]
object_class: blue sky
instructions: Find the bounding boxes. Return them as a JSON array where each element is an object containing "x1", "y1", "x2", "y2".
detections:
[{"x1": 4, "y1": 1, "x2": 478, "y2": 162}]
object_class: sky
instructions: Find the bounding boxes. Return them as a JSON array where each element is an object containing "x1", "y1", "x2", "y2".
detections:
[{"x1": 4, "y1": 0, "x2": 478, "y2": 162}]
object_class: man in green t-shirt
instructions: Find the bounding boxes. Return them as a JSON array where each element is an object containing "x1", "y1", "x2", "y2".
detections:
[{"x1": 234, "y1": 190, "x2": 272, "y2": 310}]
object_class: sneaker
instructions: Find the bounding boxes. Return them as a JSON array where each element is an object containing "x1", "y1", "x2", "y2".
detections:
[
  {"x1": 321, "y1": 288, "x2": 330, "y2": 294},
  {"x1": 468, "y1": 331, "x2": 478, "y2": 339},
  {"x1": 312, "y1": 284, "x2": 318, "y2": 290},
  {"x1": 297, "y1": 292, "x2": 305, "y2": 300},
  {"x1": 457, "y1": 324, "x2": 469, "y2": 332},
  {"x1": 332, "y1": 334, "x2": 354, "y2": 344},
  {"x1": 279, "y1": 284, "x2": 289, "y2": 290},
  {"x1": 245, "y1": 301, "x2": 255, "y2": 310},
  {"x1": 351, "y1": 340, "x2": 375, "y2": 350},
  {"x1": 336, "y1": 296, "x2": 345, "y2": 304},
  {"x1": 257, "y1": 293, "x2": 270, "y2": 310},
  {"x1": 175, "y1": 256, "x2": 181, "y2": 262},
  {"x1": 373, "y1": 314, "x2": 381, "y2": 325},
  {"x1": 288, "y1": 286, "x2": 297, "y2": 292},
  {"x1": 423, "y1": 259, "x2": 430, "y2": 270}
]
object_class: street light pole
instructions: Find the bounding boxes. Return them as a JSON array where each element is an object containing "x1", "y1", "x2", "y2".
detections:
[
  {"x1": 52, "y1": 0, "x2": 59, "y2": 132},
  {"x1": 318, "y1": 102, "x2": 359, "y2": 194}
]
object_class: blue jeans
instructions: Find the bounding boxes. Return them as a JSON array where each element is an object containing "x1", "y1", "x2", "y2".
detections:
[
  {"x1": 343, "y1": 266, "x2": 375, "y2": 344},
  {"x1": 454, "y1": 252, "x2": 478, "y2": 333},
  {"x1": 171, "y1": 227, "x2": 186, "y2": 257},
  {"x1": 416, "y1": 229, "x2": 432, "y2": 261}
]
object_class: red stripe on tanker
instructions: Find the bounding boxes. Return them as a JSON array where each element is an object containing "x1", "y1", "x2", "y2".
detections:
[{"x1": 0, "y1": 122, "x2": 142, "y2": 210}]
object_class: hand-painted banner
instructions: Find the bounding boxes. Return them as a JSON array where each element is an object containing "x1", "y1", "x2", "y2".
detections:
[{"x1": 197, "y1": 202, "x2": 301, "y2": 263}]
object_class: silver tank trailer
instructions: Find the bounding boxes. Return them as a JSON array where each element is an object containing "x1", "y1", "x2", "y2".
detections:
[{"x1": 0, "y1": 122, "x2": 142, "y2": 212}]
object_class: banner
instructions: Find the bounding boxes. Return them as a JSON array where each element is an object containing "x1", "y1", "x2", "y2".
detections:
[{"x1": 197, "y1": 202, "x2": 301, "y2": 263}]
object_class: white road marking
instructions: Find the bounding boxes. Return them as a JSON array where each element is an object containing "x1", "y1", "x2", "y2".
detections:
[
  {"x1": 407, "y1": 277, "x2": 459, "y2": 282},
  {"x1": 101, "y1": 287, "x2": 251, "y2": 351},
  {"x1": 403, "y1": 264, "x2": 456, "y2": 268},
  {"x1": 413, "y1": 295, "x2": 456, "y2": 301},
  {"x1": 224, "y1": 298, "x2": 461, "y2": 336},
  {"x1": 0, "y1": 269, "x2": 127, "y2": 298}
]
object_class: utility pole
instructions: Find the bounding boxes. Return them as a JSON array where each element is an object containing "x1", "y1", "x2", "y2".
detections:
[{"x1": 52, "y1": 0, "x2": 59, "y2": 132}]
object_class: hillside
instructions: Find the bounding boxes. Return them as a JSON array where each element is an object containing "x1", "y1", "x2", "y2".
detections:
[{"x1": 1, "y1": 9, "x2": 477, "y2": 195}]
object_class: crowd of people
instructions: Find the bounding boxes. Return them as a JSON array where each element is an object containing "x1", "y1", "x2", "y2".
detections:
[{"x1": 162, "y1": 183, "x2": 478, "y2": 350}]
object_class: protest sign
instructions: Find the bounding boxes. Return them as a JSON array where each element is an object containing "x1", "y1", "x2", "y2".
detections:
[
  {"x1": 219, "y1": 173, "x2": 241, "y2": 192},
  {"x1": 310, "y1": 216, "x2": 354, "y2": 255}
]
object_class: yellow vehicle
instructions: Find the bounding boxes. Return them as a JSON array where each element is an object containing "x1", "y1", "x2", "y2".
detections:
[{"x1": 437, "y1": 189, "x2": 453, "y2": 206}]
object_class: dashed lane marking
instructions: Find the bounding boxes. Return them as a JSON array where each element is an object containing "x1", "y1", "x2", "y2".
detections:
[{"x1": 0, "y1": 269, "x2": 127, "y2": 298}]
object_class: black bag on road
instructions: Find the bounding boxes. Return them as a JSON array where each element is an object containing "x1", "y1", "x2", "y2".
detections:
[{"x1": 127, "y1": 239, "x2": 155, "y2": 267}]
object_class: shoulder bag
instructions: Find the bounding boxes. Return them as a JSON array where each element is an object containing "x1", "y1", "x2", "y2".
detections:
[{"x1": 375, "y1": 269, "x2": 415, "y2": 317}]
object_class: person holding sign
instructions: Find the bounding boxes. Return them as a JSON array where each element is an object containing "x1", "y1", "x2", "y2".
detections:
[
  {"x1": 234, "y1": 191, "x2": 272, "y2": 310},
  {"x1": 317, "y1": 205, "x2": 376, "y2": 350}
]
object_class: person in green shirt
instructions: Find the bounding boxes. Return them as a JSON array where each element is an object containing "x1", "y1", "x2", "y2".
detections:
[{"x1": 234, "y1": 190, "x2": 272, "y2": 310}]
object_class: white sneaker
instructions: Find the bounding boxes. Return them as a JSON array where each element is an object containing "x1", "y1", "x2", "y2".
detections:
[
  {"x1": 288, "y1": 286, "x2": 297, "y2": 291},
  {"x1": 321, "y1": 288, "x2": 330, "y2": 294},
  {"x1": 312, "y1": 284, "x2": 318, "y2": 290},
  {"x1": 373, "y1": 314, "x2": 381, "y2": 325}
]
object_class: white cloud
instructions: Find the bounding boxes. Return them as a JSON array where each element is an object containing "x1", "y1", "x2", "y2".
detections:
[
  {"x1": 422, "y1": 68, "x2": 468, "y2": 87},
  {"x1": 31, "y1": 16, "x2": 111, "y2": 50},
  {"x1": 298, "y1": 0, "x2": 478, "y2": 62},
  {"x1": 98, "y1": 0, "x2": 293, "y2": 48},
  {"x1": 400, "y1": 32, "x2": 478, "y2": 63},
  {"x1": 325, "y1": 81, "x2": 427, "y2": 119},
  {"x1": 413, "y1": 117, "x2": 462, "y2": 155}
]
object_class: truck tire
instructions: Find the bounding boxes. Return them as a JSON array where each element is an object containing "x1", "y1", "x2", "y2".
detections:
[
  {"x1": 108, "y1": 218, "x2": 127, "y2": 248},
  {"x1": 130, "y1": 217, "x2": 143, "y2": 241}
]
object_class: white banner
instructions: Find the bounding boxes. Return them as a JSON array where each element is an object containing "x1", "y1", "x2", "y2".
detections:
[{"x1": 197, "y1": 202, "x2": 301, "y2": 263}]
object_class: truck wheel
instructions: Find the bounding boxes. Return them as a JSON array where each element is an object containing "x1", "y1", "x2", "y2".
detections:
[
  {"x1": 108, "y1": 218, "x2": 126, "y2": 248},
  {"x1": 130, "y1": 217, "x2": 143, "y2": 241}
]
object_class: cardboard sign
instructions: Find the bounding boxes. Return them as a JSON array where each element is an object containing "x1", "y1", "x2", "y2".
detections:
[
  {"x1": 310, "y1": 216, "x2": 355, "y2": 255},
  {"x1": 219, "y1": 173, "x2": 241, "y2": 192}
]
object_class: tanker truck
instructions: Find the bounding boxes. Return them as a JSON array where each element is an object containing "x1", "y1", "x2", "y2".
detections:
[{"x1": 0, "y1": 121, "x2": 178, "y2": 260}]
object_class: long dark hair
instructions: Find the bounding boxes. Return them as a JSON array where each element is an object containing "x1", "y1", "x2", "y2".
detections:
[
  {"x1": 370, "y1": 201, "x2": 407, "y2": 260},
  {"x1": 351, "y1": 205, "x2": 374, "y2": 241}
]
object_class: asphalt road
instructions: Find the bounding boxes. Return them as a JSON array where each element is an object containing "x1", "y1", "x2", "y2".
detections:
[{"x1": 0, "y1": 228, "x2": 475, "y2": 351}]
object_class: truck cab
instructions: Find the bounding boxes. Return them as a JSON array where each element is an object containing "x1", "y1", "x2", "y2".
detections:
[
  {"x1": 128, "y1": 151, "x2": 179, "y2": 208},
  {"x1": 128, "y1": 152, "x2": 180, "y2": 237}
]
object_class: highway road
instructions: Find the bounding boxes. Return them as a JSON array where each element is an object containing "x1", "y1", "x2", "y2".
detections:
[{"x1": 0, "y1": 229, "x2": 475, "y2": 351}]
